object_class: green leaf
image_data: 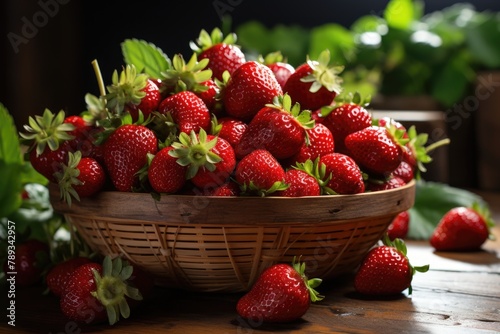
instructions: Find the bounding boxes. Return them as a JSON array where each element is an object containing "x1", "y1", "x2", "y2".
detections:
[
  {"x1": 0, "y1": 103, "x2": 23, "y2": 217},
  {"x1": 464, "y1": 14, "x2": 500, "y2": 68},
  {"x1": 384, "y1": 0, "x2": 422, "y2": 30},
  {"x1": 408, "y1": 180, "x2": 488, "y2": 240},
  {"x1": 121, "y1": 39, "x2": 171, "y2": 79},
  {"x1": 309, "y1": 24, "x2": 355, "y2": 66}
]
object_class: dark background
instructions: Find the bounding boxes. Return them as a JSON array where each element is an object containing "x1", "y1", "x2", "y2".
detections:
[{"x1": 1, "y1": 0, "x2": 499, "y2": 188}]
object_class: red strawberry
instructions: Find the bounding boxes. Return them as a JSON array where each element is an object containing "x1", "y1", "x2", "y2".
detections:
[
  {"x1": 392, "y1": 161, "x2": 414, "y2": 183},
  {"x1": 235, "y1": 95, "x2": 314, "y2": 160},
  {"x1": 169, "y1": 129, "x2": 236, "y2": 190},
  {"x1": 158, "y1": 90, "x2": 211, "y2": 134},
  {"x1": 321, "y1": 96, "x2": 372, "y2": 154},
  {"x1": 236, "y1": 258, "x2": 323, "y2": 323},
  {"x1": 202, "y1": 180, "x2": 241, "y2": 197},
  {"x1": 190, "y1": 28, "x2": 246, "y2": 81},
  {"x1": 354, "y1": 237, "x2": 429, "y2": 296},
  {"x1": 64, "y1": 115, "x2": 92, "y2": 140},
  {"x1": 19, "y1": 109, "x2": 76, "y2": 182},
  {"x1": 212, "y1": 116, "x2": 248, "y2": 149},
  {"x1": 387, "y1": 211, "x2": 410, "y2": 240},
  {"x1": 2, "y1": 239, "x2": 50, "y2": 287},
  {"x1": 234, "y1": 149, "x2": 287, "y2": 196},
  {"x1": 276, "y1": 169, "x2": 321, "y2": 197},
  {"x1": 366, "y1": 175, "x2": 406, "y2": 192},
  {"x1": 344, "y1": 125, "x2": 406, "y2": 177},
  {"x1": 60, "y1": 256, "x2": 142, "y2": 325},
  {"x1": 285, "y1": 122, "x2": 334, "y2": 167},
  {"x1": 197, "y1": 79, "x2": 223, "y2": 116},
  {"x1": 148, "y1": 146, "x2": 188, "y2": 194},
  {"x1": 430, "y1": 204, "x2": 494, "y2": 251},
  {"x1": 55, "y1": 151, "x2": 106, "y2": 205},
  {"x1": 320, "y1": 153, "x2": 365, "y2": 194},
  {"x1": 106, "y1": 65, "x2": 160, "y2": 120},
  {"x1": 223, "y1": 61, "x2": 283, "y2": 122},
  {"x1": 283, "y1": 49, "x2": 343, "y2": 111},
  {"x1": 46, "y1": 257, "x2": 92, "y2": 297},
  {"x1": 103, "y1": 123, "x2": 158, "y2": 192},
  {"x1": 259, "y1": 51, "x2": 295, "y2": 89}
]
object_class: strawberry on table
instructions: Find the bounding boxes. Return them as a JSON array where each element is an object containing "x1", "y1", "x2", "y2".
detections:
[
  {"x1": 223, "y1": 60, "x2": 283, "y2": 122},
  {"x1": 190, "y1": 27, "x2": 246, "y2": 81},
  {"x1": 60, "y1": 256, "x2": 143, "y2": 325},
  {"x1": 430, "y1": 203, "x2": 495, "y2": 251},
  {"x1": 354, "y1": 237, "x2": 429, "y2": 296},
  {"x1": 236, "y1": 258, "x2": 323, "y2": 323},
  {"x1": 283, "y1": 49, "x2": 343, "y2": 111}
]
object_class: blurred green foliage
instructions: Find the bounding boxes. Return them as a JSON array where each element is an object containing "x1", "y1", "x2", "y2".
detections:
[{"x1": 235, "y1": 1, "x2": 500, "y2": 108}]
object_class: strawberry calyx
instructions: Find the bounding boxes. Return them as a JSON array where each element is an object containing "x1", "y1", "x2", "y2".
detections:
[
  {"x1": 190, "y1": 27, "x2": 238, "y2": 53},
  {"x1": 169, "y1": 129, "x2": 222, "y2": 180},
  {"x1": 91, "y1": 256, "x2": 142, "y2": 325},
  {"x1": 382, "y1": 235, "x2": 429, "y2": 295},
  {"x1": 471, "y1": 202, "x2": 496, "y2": 240},
  {"x1": 160, "y1": 53, "x2": 213, "y2": 94},
  {"x1": 241, "y1": 180, "x2": 289, "y2": 197},
  {"x1": 19, "y1": 108, "x2": 75, "y2": 156},
  {"x1": 257, "y1": 51, "x2": 287, "y2": 65},
  {"x1": 291, "y1": 256, "x2": 324, "y2": 302},
  {"x1": 405, "y1": 125, "x2": 450, "y2": 177},
  {"x1": 54, "y1": 151, "x2": 83, "y2": 206},
  {"x1": 106, "y1": 64, "x2": 148, "y2": 115},
  {"x1": 300, "y1": 49, "x2": 344, "y2": 94}
]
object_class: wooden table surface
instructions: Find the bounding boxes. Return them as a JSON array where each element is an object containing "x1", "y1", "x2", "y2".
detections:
[{"x1": 2, "y1": 192, "x2": 500, "y2": 334}]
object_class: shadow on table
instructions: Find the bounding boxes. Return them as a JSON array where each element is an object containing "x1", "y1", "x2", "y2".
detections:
[{"x1": 432, "y1": 249, "x2": 500, "y2": 265}]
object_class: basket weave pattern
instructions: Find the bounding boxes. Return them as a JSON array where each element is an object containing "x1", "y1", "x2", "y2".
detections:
[{"x1": 50, "y1": 180, "x2": 415, "y2": 293}]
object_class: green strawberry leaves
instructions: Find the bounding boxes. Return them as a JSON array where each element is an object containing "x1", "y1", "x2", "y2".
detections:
[{"x1": 121, "y1": 39, "x2": 171, "y2": 80}]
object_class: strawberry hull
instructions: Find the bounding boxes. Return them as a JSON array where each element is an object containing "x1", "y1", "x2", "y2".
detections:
[{"x1": 48, "y1": 180, "x2": 416, "y2": 293}]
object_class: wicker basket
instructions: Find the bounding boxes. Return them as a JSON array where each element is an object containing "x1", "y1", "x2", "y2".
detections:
[{"x1": 49, "y1": 180, "x2": 415, "y2": 293}]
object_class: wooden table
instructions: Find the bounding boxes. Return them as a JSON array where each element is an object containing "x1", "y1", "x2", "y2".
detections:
[{"x1": 2, "y1": 193, "x2": 500, "y2": 334}]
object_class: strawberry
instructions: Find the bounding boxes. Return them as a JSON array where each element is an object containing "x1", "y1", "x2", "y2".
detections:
[
  {"x1": 103, "y1": 122, "x2": 158, "y2": 192},
  {"x1": 366, "y1": 175, "x2": 406, "y2": 192},
  {"x1": 158, "y1": 90, "x2": 211, "y2": 134},
  {"x1": 55, "y1": 151, "x2": 106, "y2": 205},
  {"x1": 19, "y1": 108, "x2": 76, "y2": 182},
  {"x1": 284, "y1": 122, "x2": 334, "y2": 167},
  {"x1": 223, "y1": 61, "x2": 283, "y2": 122},
  {"x1": 234, "y1": 94, "x2": 314, "y2": 160},
  {"x1": 212, "y1": 116, "x2": 248, "y2": 149},
  {"x1": 60, "y1": 256, "x2": 142, "y2": 325},
  {"x1": 319, "y1": 153, "x2": 365, "y2": 194},
  {"x1": 387, "y1": 211, "x2": 410, "y2": 240},
  {"x1": 202, "y1": 180, "x2": 241, "y2": 197},
  {"x1": 106, "y1": 64, "x2": 160, "y2": 120},
  {"x1": 276, "y1": 169, "x2": 321, "y2": 197},
  {"x1": 2, "y1": 239, "x2": 50, "y2": 287},
  {"x1": 64, "y1": 115, "x2": 92, "y2": 141},
  {"x1": 259, "y1": 51, "x2": 295, "y2": 89},
  {"x1": 354, "y1": 237, "x2": 429, "y2": 296},
  {"x1": 46, "y1": 257, "x2": 92, "y2": 297},
  {"x1": 392, "y1": 161, "x2": 414, "y2": 183},
  {"x1": 169, "y1": 129, "x2": 236, "y2": 190},
  {"x1": 236, "y1": 258, "x2": 323, "y2": 323},
  {"x1": 430, "y1": 203, "x2": 494, "y2": 251},
  {"x1": 321, "y1": 94, "x2": 372, "y2": 154},
  {"x1": 344, "y1": 125, "x2": 407, "y2": 177},
  {"x1": 148, "y1": 147, "x2": 187, "y2": 194},
  {"x1": 190, "y1": 27, "x2": 246, "y2": 81},
  {"x1": 234, "y1": 149, "x2": 288, "y2": 196},
  {"x1": 283, "y1": 49, "x2": 343, "y2": 111}
]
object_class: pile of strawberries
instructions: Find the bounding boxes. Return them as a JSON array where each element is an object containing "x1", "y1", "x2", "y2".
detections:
[
  {"x1": 20, "y1": 28, "x2": 442, "y2": 203},
  {"x1": 16, "y1": 27, "x2": 496, "y2": 326}
]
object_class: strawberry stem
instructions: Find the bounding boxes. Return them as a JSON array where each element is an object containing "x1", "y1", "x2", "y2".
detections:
[
  {"x1": 92, "y1": 59, "x2": 106, "y2": 97},
  {"x1": 425, "y1": 138, "x2": 451, "y2": 154}
]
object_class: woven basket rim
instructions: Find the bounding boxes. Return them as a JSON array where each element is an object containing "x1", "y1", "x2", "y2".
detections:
[{"x1": 49, "y1": 180, "x2": 416, "y2": 225}]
